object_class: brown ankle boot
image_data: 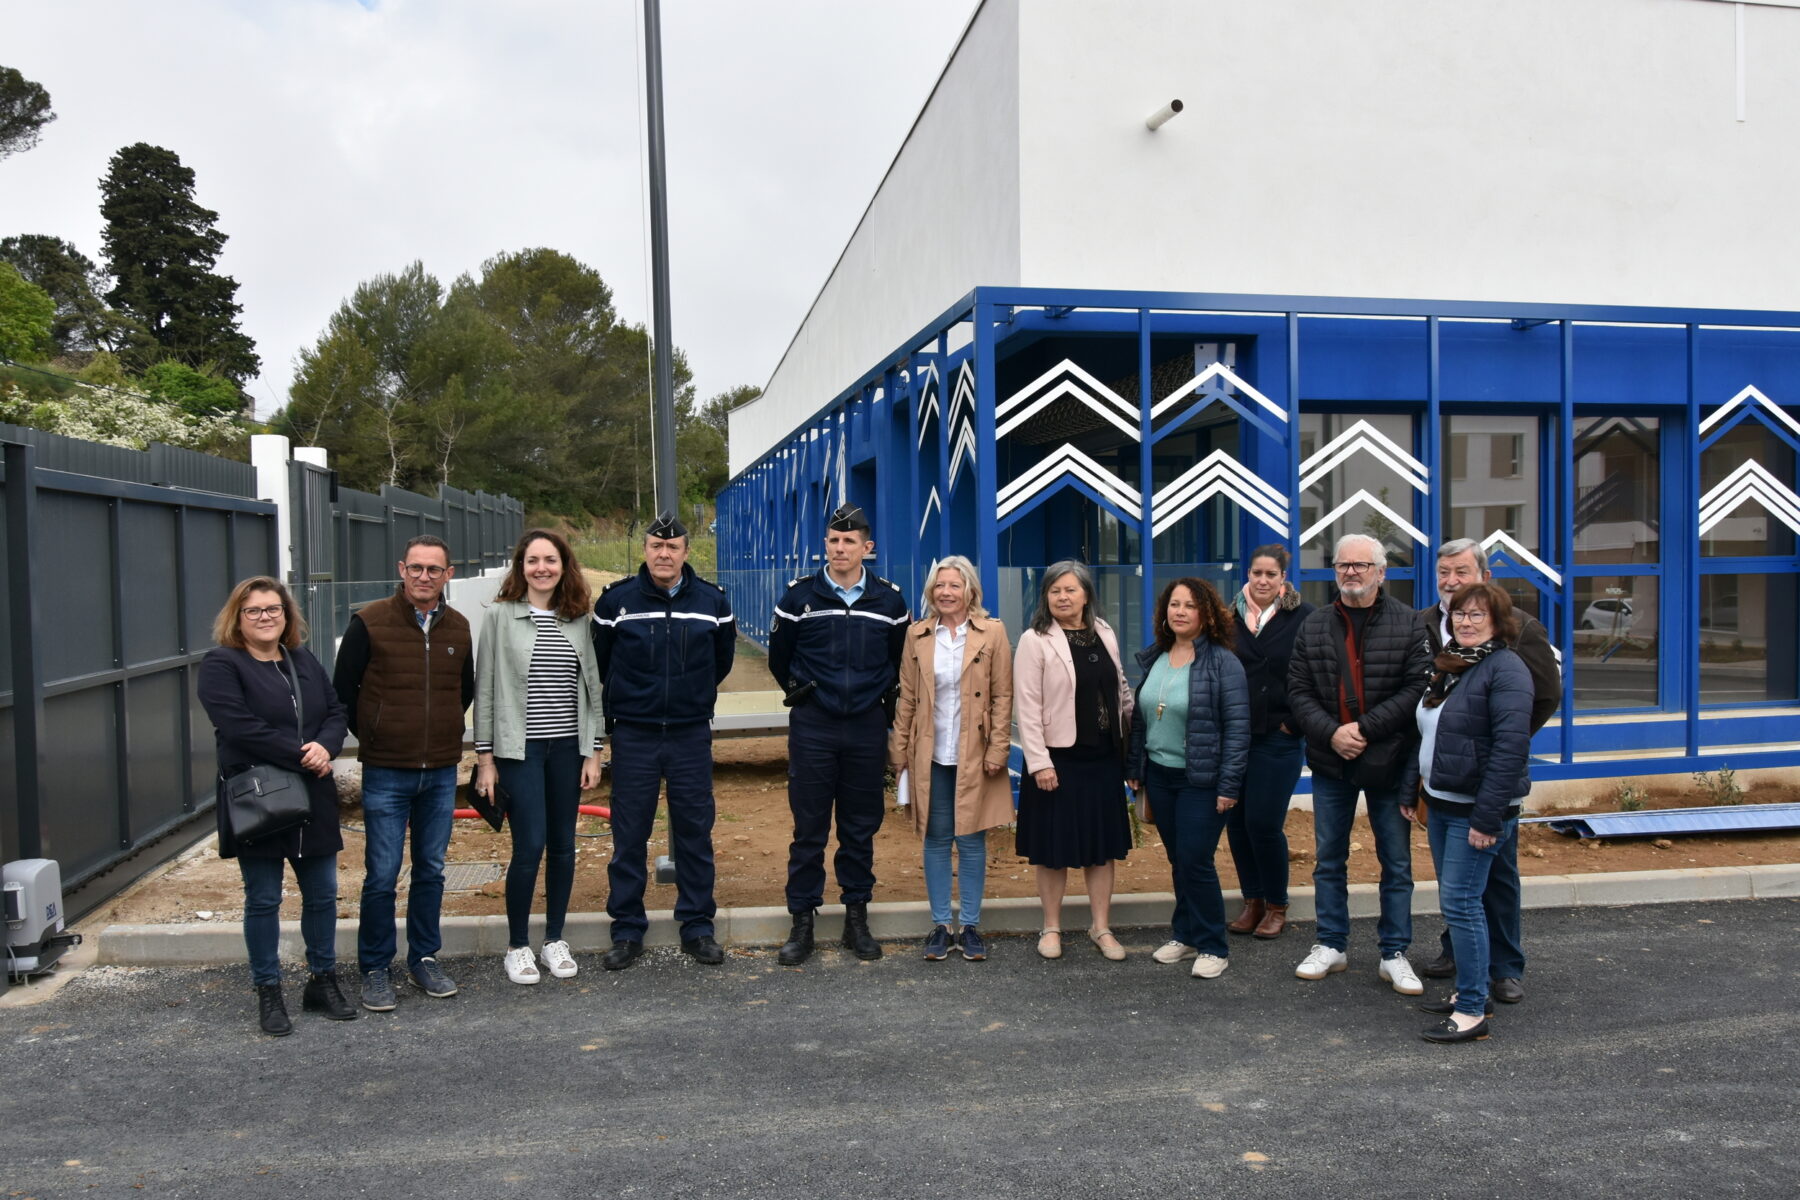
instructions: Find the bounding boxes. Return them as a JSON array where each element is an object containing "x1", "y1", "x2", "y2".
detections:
[
  {"x1": 1253, "y1": 903, "x2": 1289, "y2": 939},
  {"x1": 1226, "y1": 898, "x2": 1266, "y2": 935}
]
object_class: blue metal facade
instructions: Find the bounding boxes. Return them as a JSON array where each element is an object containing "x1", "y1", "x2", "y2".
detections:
[{"x1": 718, "y1": 288, "x2": 1800, "y2": 782}]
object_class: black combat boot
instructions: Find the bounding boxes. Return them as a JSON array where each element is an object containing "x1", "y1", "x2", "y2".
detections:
[
  {"x1": 302, "y1": 970, "x2": 359, "y2": 1021},
  {"x1": 777, "y1": 909, "x2": 816, "y2": 966},
  {"x1": 256, "y1": 983, "x2": 293, "y2": 1037},
  {"x1": 842, "y1": 902, "x2": 882, "y2": 961}
]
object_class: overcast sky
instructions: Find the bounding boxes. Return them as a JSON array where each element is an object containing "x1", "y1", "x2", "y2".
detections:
[{"x1": 4, "y1": 0, "x2": 976, "y2": 420}]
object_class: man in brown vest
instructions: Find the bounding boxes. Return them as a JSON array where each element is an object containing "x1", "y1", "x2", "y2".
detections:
[{"x1": 333, "y1": 534, "x2": 474, "y2": 1012}]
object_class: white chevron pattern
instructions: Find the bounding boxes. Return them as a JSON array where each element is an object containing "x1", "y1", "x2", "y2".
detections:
[
  {"x1": 1300, "y1": 420, "x2": 1428, "y2": 493},
  {"x1": 996, "y1": 359, "x2": 1140, "y2": 442},
  {"x1": 1299, "y1": 488, "x2": 1428, "y2": 548},
  {"x1": 996, "y1": 444, "x2": 1141, "y2": 520},
  {"x1": 915, "y1": 361, "x2": 939, "y2": 449},
  {"x1": 1699, "y1": 460, "x2": 1800, "y2": 535},
  {"x1": 1151, "y1": 450, "x2": 1289, "y2": 537},
  {"x1": 949, "y1": 362, "x2": 977, "y2": 489},
  {"x1": 1480, "y1": 530, "x2": 1562, "y2": 585},
  {"x1": 1699, "y1": 384, "x2": 1800, "y2": 440},
  {"x1": 918, "y1": 486, "x2": 942, "y2": 540},
  {"x1": 1153, "y1": 361, "x2": 1287, "y2": 423}
]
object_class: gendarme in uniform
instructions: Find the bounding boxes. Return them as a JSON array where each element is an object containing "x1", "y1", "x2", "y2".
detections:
[{"x1": 768, "y1": 504, "x2": 909, "y2": 964}]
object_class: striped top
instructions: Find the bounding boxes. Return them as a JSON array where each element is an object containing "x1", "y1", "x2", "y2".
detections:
[{"x1": 476, "y1": 607, "x2": 594, "y2": 753}]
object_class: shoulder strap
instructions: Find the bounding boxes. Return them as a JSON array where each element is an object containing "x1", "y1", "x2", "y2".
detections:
[{"x1": 278, "y1": 651, "x2": 305, "y2": 737}]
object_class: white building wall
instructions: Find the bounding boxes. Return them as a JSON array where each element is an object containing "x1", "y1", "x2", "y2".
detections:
[
  {"x1": 1016, "y1": 0, "x2": 1800, "y2": 307},
  {"x1": 728, "y1": 0, "x2": 1022, "y2": 474}
]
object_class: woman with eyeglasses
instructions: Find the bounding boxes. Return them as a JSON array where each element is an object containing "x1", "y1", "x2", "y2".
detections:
[
  {"x1": 198, "y1": 577, "x2": 353, "y2": 1036},
  {"x1": 1398, "y1": 581, "x2": 1534, "y2": 1044}
]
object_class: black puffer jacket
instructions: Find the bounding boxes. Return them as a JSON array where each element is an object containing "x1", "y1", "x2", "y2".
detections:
[
  {"x1": 1231, "y1": 584, "x2": 1314, "y2": 736},
  {"x1": 1125, "y1": 636, "x2": 1251, "y2": 798},
  {"x1": 1397, "y1": 648, "x2": 1534, "y2": 834},
  {"x1": 1286, "y1": 591, "x2": 1430, "y2": 784}
]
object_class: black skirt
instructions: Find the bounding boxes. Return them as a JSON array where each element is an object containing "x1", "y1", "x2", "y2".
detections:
[{"x1": 1015, "y1": 744, "x2": 1131, "y2": 869}]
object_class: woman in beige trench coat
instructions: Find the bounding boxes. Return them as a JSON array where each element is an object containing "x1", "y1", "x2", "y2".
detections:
[{"x1": 890, "y1": 556, "x2": 1014, "y2": 962}]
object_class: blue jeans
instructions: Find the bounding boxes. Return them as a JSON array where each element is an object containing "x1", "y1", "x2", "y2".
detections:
[
  {"x1": 1310, "y1": 773, "x2": 1413, "y2": 957},
  {"x1": 1435, "y1": 829, "x2": 1526, "y2": 979},
  {"x1": 1147, "y1": 760, "x2": 1231, "y2": 957},
  {"x1": 1428, "y1": 808, "x2": 1518, "y2": 1015},
  {"x1": 607, "y1": 722, "x2": 717, "y2": 942},
  {"x1": 239, "y1": 853, "x2": 338, "y2": 986},
  {"x1": 1226, "y1": 731, "x2": 1302, "y2": 905},
  {"x1": 358, "y1": 764, "x2": 457, "y2": 972},
  {"x1": 497, "y1": 737, "x2": 583, "y2": 948},
  {"x1": 923, "y1": 762, "x2": 987, "y2": 927}
]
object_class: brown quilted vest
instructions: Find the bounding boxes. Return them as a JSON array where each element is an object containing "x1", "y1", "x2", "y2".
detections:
[{"x1": 353, "y1": 588, "x2": 471, "y2": 769}]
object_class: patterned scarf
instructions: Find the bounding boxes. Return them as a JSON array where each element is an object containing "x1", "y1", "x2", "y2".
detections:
[{"x1": 1422, "y1": 637, "x2": 1504, "y2": 709}]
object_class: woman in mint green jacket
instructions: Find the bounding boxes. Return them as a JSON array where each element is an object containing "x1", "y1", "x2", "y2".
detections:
[{"x1": 474, "y1": 529, "x2": 604, "y2": 985}]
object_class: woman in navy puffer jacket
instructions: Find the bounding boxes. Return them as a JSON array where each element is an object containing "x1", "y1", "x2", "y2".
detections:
[
  {"x1": 1126, "y1": 578, "x2": 1250, "y2": 981},
  {"x1": 1399, "y1": 581, "x2": 1533, "y2": 1044}
]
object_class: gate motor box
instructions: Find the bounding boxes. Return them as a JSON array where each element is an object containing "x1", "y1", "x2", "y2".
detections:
[{"x1": 4, "y1": 858, "x2": 83, "y2": 978}]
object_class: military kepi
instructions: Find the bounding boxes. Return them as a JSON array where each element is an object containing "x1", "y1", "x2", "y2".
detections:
[
  {"x1": 827, "y1": 503, "x2": 870, "y2": 534},
  {"x1": 647, "y1": 510, "x2": 688, "y2": 540}
]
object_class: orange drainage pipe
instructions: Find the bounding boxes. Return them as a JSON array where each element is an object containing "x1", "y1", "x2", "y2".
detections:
[{"x1": 453, "y1": 804, "x2": 611, "y2": 820}]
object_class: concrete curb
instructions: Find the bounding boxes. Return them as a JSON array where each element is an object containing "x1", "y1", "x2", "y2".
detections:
[{"x1": 93, "y1": 862, "x2": 1800, "y2": 967}]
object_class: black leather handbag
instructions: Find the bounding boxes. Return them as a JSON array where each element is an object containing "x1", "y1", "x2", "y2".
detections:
[{"x1": 225, "y1": 655, "x2": 314, "y2": 843}]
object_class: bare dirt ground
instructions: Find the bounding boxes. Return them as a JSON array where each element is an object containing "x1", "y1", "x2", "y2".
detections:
[{"x1": 98, "y1": 735, "x2": 1799, "y2": 928}]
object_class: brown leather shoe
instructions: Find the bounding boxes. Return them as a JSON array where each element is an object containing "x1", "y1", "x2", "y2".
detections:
[
  {"x1": 1226, "y1": 898, "x2": 1266, "y2": 935},
  {"x1": 1252, "y1": 903, "x2": 1289, "y2": 939}
]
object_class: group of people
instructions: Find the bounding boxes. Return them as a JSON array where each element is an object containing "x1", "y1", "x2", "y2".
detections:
[{"x1": 199, "y1": 497, "x2": 1556, "y2": 1048}]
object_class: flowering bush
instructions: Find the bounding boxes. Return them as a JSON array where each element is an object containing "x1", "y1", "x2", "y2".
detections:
[{"x1": 0, "y1": 379, "x2": 245, "y2": 452}]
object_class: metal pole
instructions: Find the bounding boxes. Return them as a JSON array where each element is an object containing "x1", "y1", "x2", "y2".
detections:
[{"x1": 644, "y1": 0, "x2": 679, "y2": 517}]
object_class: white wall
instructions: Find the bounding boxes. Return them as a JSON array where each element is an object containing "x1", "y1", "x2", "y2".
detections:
[
  {"x1": 1016, "y1": 0, "x2": 1800, "y2": 308},
  {"x1": 728, "y1": 0, "x2": 1022, "y2": 474}
]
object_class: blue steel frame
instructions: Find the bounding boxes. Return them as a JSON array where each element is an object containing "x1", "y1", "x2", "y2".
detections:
[{"x1": 719, "y1": 287, "x2": 1800, "y2": 782}]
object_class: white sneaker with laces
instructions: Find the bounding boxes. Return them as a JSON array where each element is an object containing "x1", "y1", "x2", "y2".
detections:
[
  {"x1": 1295, "y1": 943, "x2": 1348, "y2": 980},
  {"x1": 540, "y1": 940, "x2": 578, "y2": 979},
  {"x1": 1379, "y1": 954, "x2": 1424, "y2": 995},
  {"x1": 503, "y1": 945, "x2": 540, "y2": 985},
  {"x1": 1152, "y1": 940, "x2": 1198, "y2": 965},
  {"x1": 1191, "y1": 953, "x2": 1229, "y2": 979}
]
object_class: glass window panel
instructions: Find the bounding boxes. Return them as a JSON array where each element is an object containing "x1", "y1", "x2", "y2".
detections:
[
  {"x1": 1299, "y1": 412, "x2": 1418, "y2": 571},
  {"x1": 1700, "y1": 574, "x2": 1800, "y2": 704},
  {"x1": 1701, "y1": 423, "x2": 1797, "y2": 557},
  {"x1": 1439, "y1": 414, "x2": 1543, "y2": 552},
  {"x1": 1573, "y1": 576, "x2": 1658, "y2": 710},
  {"x1": 1573, "y1": 416, "x2": 1660, "y2": 565}
]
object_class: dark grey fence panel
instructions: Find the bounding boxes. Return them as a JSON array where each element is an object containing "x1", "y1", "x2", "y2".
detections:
[
  {"x1": 0, "y1": 422, "x2": 256, "y2": 496},
  {"x1": 1, "y1": 441, "x2": 278, "y2": 897}
]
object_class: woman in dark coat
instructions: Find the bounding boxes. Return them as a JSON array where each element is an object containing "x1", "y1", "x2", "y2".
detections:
[
  {"x1": 197, "y1": 575, "x2": 352, "y2": 1036},
  {"x1": 1125, "y1": 578, "x2": 1251, "y2": 980},
  {"x1": 1225, "y1": 545, "x2": 1315, "y2": 939},
  {"x1": 1400, "y1": 581, "x2": 1534, "y2": 1044}
]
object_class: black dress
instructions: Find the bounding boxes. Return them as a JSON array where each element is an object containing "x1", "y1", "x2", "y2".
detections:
[{"x1": 1015, "y1": 630, "x2": 1131, "y2": 869}]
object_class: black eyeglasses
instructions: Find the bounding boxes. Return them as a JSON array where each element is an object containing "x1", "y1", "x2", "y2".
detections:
[
  {"x1": 402, "y1": 564, "x2": 449, "y2": 579},
  {"x1": 1334, "y1": 561, "x2": 1379, "y2": 575},
  {"x1": 241, "y1": 605, "x2": 286, "y2": 620}
]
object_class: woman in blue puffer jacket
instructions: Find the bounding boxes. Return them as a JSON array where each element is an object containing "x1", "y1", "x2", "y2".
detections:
[
  {"x1": 1126, "y1": 578, "x2": 1251, "y2": 982},
  {"x1": 1399, "y1": 581, "x2": 1534, "y2": 1044}
]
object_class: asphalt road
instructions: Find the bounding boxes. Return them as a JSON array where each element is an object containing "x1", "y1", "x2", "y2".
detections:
[{"x1": 5, "y1": 899, "x2": 1798, "y2": 1199}]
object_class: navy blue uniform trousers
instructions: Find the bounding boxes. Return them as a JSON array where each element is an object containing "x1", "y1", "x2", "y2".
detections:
[
  {"x1": 785, "y1": 703, "x2": 887, "y2": 913},
  {"x1": 606, "y1": 721, "x2": 717, "y2": 941}
]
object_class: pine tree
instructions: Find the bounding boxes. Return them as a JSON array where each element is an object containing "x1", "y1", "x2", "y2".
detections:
[{"x1": 98, "y1": 143, "x2": 260, "y2": 387}]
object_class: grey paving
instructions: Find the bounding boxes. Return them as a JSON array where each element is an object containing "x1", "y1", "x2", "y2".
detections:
[{"x1": 6, "y1": 899, "x2": 1799, "y2": 1199}]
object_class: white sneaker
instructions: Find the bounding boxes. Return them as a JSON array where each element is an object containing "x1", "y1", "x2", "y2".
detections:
[
  {"x1": 1152, "y1": 940, "x2": 1198, "y2": 965},
  {"x1": 540, "y1": 940, "x2": 578, "y2": 979},
  {"x1": 1379, "y1": 954, "x2": 1424, "y2": 995},
  {"x1": 1191, "y1": 953, "x2": 1229, "y2": 979},
  {"x1": 503, "y1": 945, "x2": 540, "y2": 985},
  {"x1": 1295, "y1": 943, "x2": 1348, "y2": 980}
]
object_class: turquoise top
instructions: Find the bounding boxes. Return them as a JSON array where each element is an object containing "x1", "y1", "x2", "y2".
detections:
[{"x1": 1142, "y1": 652, "x2": 1191, "y2": 769}]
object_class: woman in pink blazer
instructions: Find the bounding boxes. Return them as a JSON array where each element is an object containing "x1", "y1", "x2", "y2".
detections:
[{"x1": 1013, "y1": 560, "x2": 1136, "y2": 961}]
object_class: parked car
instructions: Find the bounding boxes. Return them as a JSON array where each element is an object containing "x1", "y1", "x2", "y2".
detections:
[{"x1": 1579, "y1": 597, "x2": 1635, "y2": 633}]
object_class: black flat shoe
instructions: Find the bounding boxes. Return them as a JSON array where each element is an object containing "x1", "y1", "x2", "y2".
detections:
[
  {"x1": 1491, "y1": 976, "x2": 1524, "y2": 1004},
  {"x1": 1420, "y1": 1016, "x2": 1490, "y2": 1044},
  {"x1": 1418, "y1": 995, "x2": 1495, "y2": 1016},
  {"x1": 681, "y1": 935, "x2": 724, "y2": 966},
  {"x1": 602, "y1": 940, "x2": 645, "y2": 971}
]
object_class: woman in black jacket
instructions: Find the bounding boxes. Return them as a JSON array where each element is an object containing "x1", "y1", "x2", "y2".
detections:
[
  {"x1": 1399, "y1": 581, "x2": 1533, "y2": 1044},
  {"x1": 1225, "y1": 545, "x2": 1314, "y2": 940},
  {"x1": 1125, "y1": 578, "x2": 1251, "y2": 980},
  {"x1": 197, "y1": 576, "x2": 352, "y2": 1036}
]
